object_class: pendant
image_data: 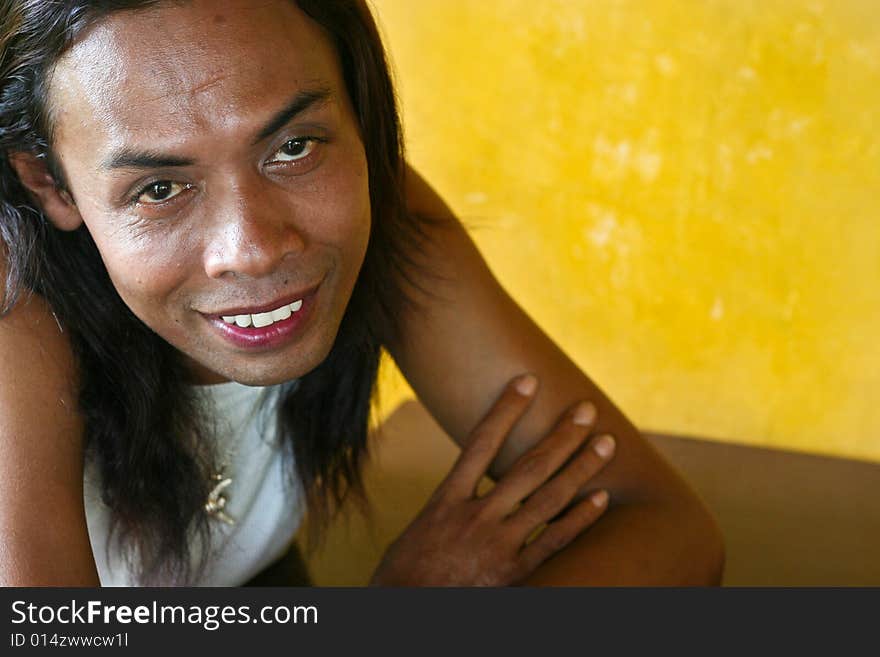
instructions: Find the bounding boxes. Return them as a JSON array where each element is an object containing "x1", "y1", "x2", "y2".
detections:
[{"x1": 205, "y1": 473, "x2": 235, "y2": 525}]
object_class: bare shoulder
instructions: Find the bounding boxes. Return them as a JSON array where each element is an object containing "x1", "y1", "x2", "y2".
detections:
[
  {"x1": 0, "y1": 271, "x2": 98, "y2": 584},
  {"x1": 0, "y1": 287, "x2": 79, "y2": 406}
]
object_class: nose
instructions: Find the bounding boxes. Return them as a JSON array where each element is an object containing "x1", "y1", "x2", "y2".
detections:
[{"x1": 202, "y1": 178, "x2": 306, "y2": 280}]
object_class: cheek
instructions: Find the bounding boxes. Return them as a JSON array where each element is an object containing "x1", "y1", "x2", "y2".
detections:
[
  {"x1": 337, "y1": 179, "x2": 372, "y2": 286},
  {"x1": 105, "y1": 255, "x2": 186, "y2": 328},
  {"x1": 81, "y1": 216, "x2": 195, "y2": 320},
  {"x1": 342, "y1": 151, "x2": 372, "y2": 253},
  {"x1": 311, "y1": 149, "x2": 372, "y2": 267}
]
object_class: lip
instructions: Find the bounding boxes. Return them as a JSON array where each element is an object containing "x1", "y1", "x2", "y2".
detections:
[
  {"x1": 203, "y1": 284, "x2": 320, "y2": 351},
  {"x1": 204, "y1": 283, "x2": 321, "y2": 318}
]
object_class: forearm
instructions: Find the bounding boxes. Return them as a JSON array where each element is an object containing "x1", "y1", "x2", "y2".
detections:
[
  {"x1": 485, "y1": 369, "x2": 725, "y2": 586},
  {"x1": 492, "y1": 364, "x2": 725, "y2": 586},
  {"x1": 394, "y1": 297, "x2": 726, "y2": 585},
  {"x1": 519, "y1": 496, "x2": 725, "y2": 586},
  {"x1": 501, "y1": 372, "x2": 725, "y2": 586}
]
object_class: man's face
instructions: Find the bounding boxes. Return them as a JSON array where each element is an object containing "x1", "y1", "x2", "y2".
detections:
[{"x1": 46, "y1": 0, "x2": 371, "y2": 385}]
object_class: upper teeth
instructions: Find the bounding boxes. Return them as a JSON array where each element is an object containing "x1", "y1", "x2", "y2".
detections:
[{"x1": 221, "y1": 299, "x2": 303, "y2": 328}]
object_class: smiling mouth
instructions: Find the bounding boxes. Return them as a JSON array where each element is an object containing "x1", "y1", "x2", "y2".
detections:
[
  {"x1": 203, "y1": 283, "x2": 320, "y2": 328},
  {"x1": 202, "y1": 283, "x2": 319, "y2": 352},
  {"x1": 220, "y1": 298, "x2": 304, "y2": 328}
]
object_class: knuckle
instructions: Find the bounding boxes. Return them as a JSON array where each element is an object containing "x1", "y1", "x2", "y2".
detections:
[
  {"x1": 513, "y1": 449, "x2": 552, "y2": 479},
  {"x1": 542, "y1": 488, "x2": 571, "y2": 514},
  {"x1": 511, "y1": 502, "x2": 541, "y2": 529},
  {"x1": 486, "y1": 555, "x2": 521, "y2": 586},
  {"x1": 501, "y1": 560, "x2": 523, "y2": 585},
  {"x1": 466, "y1": 428, "x2": 501, "y2": 456},
  {"x1": 539, "y1": 529, "x2": 571, "y2": 555},
  {"x1": 543, "y1": 417, "x2": 589, "y2": 453},
  {"x1": 469, "y1": 499, "x2": 497, "y2": 526},
  {"x1": 572, "y1": 449, "x2": 603, "y2": 478},
  {"x1": 509, "y1": 558, "x2": 536, "y2": 584},
  {"x1": 526, "y1": 488, "x2": 568, "y2": 521}
]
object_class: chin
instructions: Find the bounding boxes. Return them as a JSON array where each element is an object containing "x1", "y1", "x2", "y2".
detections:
[{"x1": 219, "y1": 337, "x2": 338, "y2": 387}]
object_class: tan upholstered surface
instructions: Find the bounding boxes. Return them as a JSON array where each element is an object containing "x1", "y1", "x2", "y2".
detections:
[
  {"x1": 303, "y1": 401, "x2": 880, "y2": 586},
  {"x1": 650, "y1": 431, "x2": 880, "y2": 585}
]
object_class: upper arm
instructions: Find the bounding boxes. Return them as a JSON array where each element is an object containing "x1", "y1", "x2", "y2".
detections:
[
  {"x1": 385, "y1": 165, "x2": 724, "y2": 584},
  {"x1": 389, "y1": 165, "x2": 697, "y2": 505},
  {"x1": 0, "y1": 286, "x2": 98, "y2": 585}
]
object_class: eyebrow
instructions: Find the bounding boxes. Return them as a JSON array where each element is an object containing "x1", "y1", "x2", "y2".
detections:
[
  {"x1": 100, "y1": 86, "x2": 334, "y2": 171},
  {"x1": 252, "y1": 86, "x2": 333, "y2": 144},
  {"x1": 101, "y1": 150, "x2": 195, "y2": 171}
]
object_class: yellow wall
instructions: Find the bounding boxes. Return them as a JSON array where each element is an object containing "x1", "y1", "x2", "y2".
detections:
[{"x1": 370, "y1": 0, "x2": 880, "y2": 463}]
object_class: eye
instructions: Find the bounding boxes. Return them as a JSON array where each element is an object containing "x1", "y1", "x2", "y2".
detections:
[
  {"x1": 135, "y1": 180, "x2": 190, "y2": 205},
  {"x1": 268, "y1": 137, "x2": 320, "y2": 164}
]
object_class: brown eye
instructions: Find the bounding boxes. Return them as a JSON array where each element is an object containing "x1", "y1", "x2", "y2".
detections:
[
  {"x1": 137, "y1": 181, "x2": 187, "y2": 204},
  {"x1": 269, "y1": 137, "x2": 317, "y2": 163}
]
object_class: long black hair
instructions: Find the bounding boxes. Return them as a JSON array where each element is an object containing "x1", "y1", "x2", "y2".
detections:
[{"x1": 0, "y1": 0, "x2": 432, "y2": 584}]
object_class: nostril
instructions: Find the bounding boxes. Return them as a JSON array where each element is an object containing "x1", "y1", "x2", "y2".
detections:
[{"x1": 203, "y1": 222, "x2": 305, "y2": 280}]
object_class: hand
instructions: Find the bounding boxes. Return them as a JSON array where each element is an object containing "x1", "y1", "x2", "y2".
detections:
[{"x1": 369, "y1": 373, "x2": 616, "y2": 586}]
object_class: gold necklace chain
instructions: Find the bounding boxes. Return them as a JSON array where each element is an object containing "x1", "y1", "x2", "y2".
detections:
[{"x1": 203, "y1": 386, "x2": 267, "y2": 526}]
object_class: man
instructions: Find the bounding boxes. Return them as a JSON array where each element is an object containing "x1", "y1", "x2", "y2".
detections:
[{"x1": 0, "y1": 0, "x2": 723, "y2": 585}]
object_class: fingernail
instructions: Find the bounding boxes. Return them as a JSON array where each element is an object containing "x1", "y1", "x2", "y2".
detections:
[
  {"x1": 572, "y1": 401, "x2": 596, "y2": 426},
  {"x1": 515, "y1": 374, "x2": 538, "y2": 396},
  {"x1": 592, "y1": 434, "x2": 616, "y2": 458},
  {"x1": 591, "y1": 489, "x2": 609, "y2": 507}
]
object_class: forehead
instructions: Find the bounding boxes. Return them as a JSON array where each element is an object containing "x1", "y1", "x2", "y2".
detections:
[{"x1": 48, "y1": 0, "x2": 342, "y2": 154}]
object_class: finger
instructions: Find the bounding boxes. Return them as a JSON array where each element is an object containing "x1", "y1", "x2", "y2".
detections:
[
  {"x1": 482, "y1": 399, "x2": 598, "y2": 515},
  {"x1": 506, "y1": 434, "x2": 615, "y2": 538},
  {"x1": 439, "y1": 374, "x2": 538, "y2": 500},
  {"x1": 514, "y1": 489, "x2": 610, "y2": 579}
]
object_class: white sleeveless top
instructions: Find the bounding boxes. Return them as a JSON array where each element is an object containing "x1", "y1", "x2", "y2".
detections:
[{"x1": 83, "y1": 381, "x2": 306, "y2": 586}]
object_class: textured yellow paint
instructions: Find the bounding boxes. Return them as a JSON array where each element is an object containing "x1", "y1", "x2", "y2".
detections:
[{"x1": 369, "y1": 0, "x2": 880, "y2": 462}]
